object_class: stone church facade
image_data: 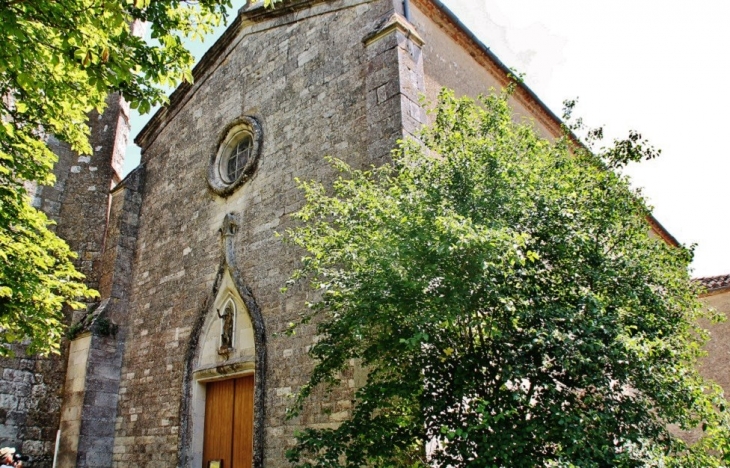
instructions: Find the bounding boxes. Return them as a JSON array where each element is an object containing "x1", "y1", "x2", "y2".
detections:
[{"x1": 0, "y1": 0, "x2": 716, "y2": 467}]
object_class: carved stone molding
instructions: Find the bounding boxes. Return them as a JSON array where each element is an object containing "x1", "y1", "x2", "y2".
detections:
[{"x1": 179, "y1": 213, "x2": 266, "y2": 468}]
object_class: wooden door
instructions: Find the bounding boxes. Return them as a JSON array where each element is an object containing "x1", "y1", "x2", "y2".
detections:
[{"x1": 203, "y1": 375, "x2": 254, "y2": 468}]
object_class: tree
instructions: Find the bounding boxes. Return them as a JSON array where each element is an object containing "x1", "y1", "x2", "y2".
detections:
[
  {"x1": 0, "y1": 0, "x2": 277, "y2": 354},
  {"x1": 283, "y1": 89, "x2": 730, "y2": 467}
]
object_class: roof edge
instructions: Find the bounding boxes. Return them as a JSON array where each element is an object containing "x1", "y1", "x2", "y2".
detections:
[
  {"x1": 417, "y1": 0, "x2": 681, "y2": 249},
  {"x1": 413, "y1": 0, "x2": 566, "y2": 138},
  {"x1": 135, "y1": 0, "x2": 329, "y2": 151},
  {"x1": 135, "y1": 10, "x2": 244, "y2": 150},
  {"x1": 646, "y1": 214, "x2": 680, "y2": 247},
  {"x1": 695, "y1": 274, "x2": 730, "y2": 297},
  {"x1": 700, "y1": 285, "x2": 730, "y2": 298}
]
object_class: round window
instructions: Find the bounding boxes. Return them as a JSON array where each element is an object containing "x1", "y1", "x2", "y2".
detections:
[
  {"x1": 220, "y1": 130, "x2": 253, "y2": 183},
  {"x1": 208, "y1": 116, "x2": 262, "y2": 196}
]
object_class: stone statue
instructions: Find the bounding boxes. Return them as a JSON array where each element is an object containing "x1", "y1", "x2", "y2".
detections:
[{"x1": 217, "y1": 303, "x2": 234, "y2": 353}]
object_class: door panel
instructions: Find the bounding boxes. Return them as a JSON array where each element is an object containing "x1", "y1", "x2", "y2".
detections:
[
  {"x1": 232, "y1": 376, "x2": 254, "y2": 468},
  {"x1": 202, "y1": 376, "x2": 254, "y2": 468},
  {"x1": 203, "y1": 379, "x2": 235, "y2": 467}
]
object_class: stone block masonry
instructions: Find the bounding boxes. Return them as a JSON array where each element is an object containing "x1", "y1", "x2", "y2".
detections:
[
  {"x1": 42, "y1": 93, "x2": 130, "y2": 296},
  {"x1": 0, "y1": 92, "x2": 131, "y2": 467},
  {"x1": 56, "y1": 167, "x2": 145, "y2": 468},
  {"x1": 118, "y1": 0, "x2": 418, "y2": 465},
  {"x1": 0, "y1": 352, "x2": 64, "y2": 466},
  {"x1": 4, "y1": 0, "x2": 605, "y2": 466}
]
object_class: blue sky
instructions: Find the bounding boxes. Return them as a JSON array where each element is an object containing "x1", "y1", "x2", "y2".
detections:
[{"x1": 124, "y1": 0, "x2": 730, "y2": 278}]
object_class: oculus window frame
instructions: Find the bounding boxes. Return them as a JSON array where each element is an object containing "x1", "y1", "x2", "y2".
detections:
[{"x1": 208, "y1": 116, "x2": 262, "y2": 196}]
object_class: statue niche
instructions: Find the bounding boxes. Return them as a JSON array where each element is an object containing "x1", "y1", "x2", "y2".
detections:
[{"x1": 182, "y1": 212, "x2": 264, "y2": 468}]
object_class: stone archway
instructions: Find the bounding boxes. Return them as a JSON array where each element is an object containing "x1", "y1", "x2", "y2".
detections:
[{"x1": 180, "y1": 214, "x2": 266, "y2": 468}]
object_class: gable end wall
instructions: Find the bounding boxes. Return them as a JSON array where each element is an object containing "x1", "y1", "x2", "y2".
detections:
[{"x1": 112, "y1": 1, "x2": 399, "y2": 465}]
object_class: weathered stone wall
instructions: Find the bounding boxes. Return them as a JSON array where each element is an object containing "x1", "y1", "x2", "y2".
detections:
[
  {"x1": 0, "y1": 94, "x2": 129, "y2": 467},
  {"x1": 114, "y1": 1, "x2": 404, "y2": 465},
  {"x1": 668, "y1": 284, "x2": 730, "y2": 444},
  {"x1": 41, "y1": 93, "x2": 128, "y2": 295},
  {"x1": 0, "y1": 351, "x2": 64, "y2": 466},
  {"x1": 57, "y1": 167, "x2": 145, "y2": 468}
]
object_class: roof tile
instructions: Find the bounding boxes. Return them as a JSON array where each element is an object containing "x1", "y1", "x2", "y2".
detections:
[{"x1": 695, "y1": 274, "x2": 730, "y2": 292}]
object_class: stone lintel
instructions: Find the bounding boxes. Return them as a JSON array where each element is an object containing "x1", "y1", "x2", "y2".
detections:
[{"x1": 192, "y1": 357, "x2": 256, "y2": 383}]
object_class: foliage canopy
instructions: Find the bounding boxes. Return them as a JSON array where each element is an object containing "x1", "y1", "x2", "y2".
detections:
[
  {"x1": 0, "y1": 0, "x2": 275, "y2": 353},
  {"x1": 284, "y1": 90, "x2": 730, "y2": 467}
]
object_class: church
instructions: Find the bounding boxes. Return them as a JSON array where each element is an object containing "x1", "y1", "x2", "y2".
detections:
[{"x1": 0, "y1": 0, "x2": 727, "y2": 466}]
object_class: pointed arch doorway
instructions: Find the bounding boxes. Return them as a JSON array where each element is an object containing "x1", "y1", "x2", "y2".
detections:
[
  {"x1": 182, "y1": 213, "x2": 266, "y2": 468},
  {"x1": 190, "y1": 269, "x2": 263, "y2": 468}
]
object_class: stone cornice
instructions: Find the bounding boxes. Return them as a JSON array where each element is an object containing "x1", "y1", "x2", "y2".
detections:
[
  {"x1": 695, "y1": 274, "x2": 730, "y2": 298},
  {"x1": 700, "y1": 285, "x2": 730, "y2": 298},
  {"x1": 363, "y1": 11, "x2": 425, "y2": 47},
  {"x1": 192, "y1": 356, "x2": 255, "y2": 382}
]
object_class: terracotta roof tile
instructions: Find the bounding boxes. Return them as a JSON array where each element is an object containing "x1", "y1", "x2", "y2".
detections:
[{"x1": 695, "y1": 274, "x2": 730, "y2": 293}]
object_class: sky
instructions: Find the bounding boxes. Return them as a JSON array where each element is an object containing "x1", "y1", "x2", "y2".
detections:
[{"x1": 124, "y1": 0, "x2": 730, "y2": 278}]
